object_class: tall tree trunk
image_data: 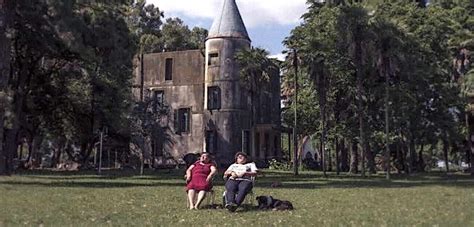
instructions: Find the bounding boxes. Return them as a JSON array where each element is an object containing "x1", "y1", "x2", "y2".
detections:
[
  {"x1": 327, "y1": 144, "x2": 332, "y2": 172},
  {"x1": 443, "y1": 138, "x2": 450, "y2": 173},
  {"x1": 4, "y1": 16, "x2": 35, "y2": 173},
  {"x1": 396, "y1": 141, "x2": 402, "y2": 174},
  {"x1": 349, "y1": 140, "x2": 358, "y2": 174},
  {"x1": 335, "y1": 137, "x2": 340, "y2": 175},
  {"x1": 355, "y1": 30, "x2": 366, "y2": 177},
  {"x1": 418, "y1": 143, "x2": 425, "y2": 172},
  {"x1": 320, "y1": 106, "x2": 327, "y2": 177},
  {"x1": 310, "y1": 59, "x2": 328, "y2": 175},
  {"x1": 465, "y1": 113, "x2": 474, "y2": 176},
  {"x1": 0, "y1": 0, "x2": 12, "y2": 175},
  {"x1": 400, "y1": 131, "x2": 409, "y2": 175},
  {"x1": 51, "y1": 139, "x2": 65, "y2": 168},
  {"x1": 340, "y1": 138, "x2": 349, "y2": 172},
  {"x1": 366, "y1": 142, "x2": 375, "y2": 174},
  {"x1": 26, "y1": 137, "x2": 33, "y2": 163},
  {"x1": 18, "y1": 141, "x2": 23, "y2": 160},
  {"x1": 407, "y1": 121, "x2": 416, "y2": 173},
  {"x1": 384, "y1": 68, "x2": 391, "y2": 179},
  {"x1": 408, "y1": 132, "x2": 416, "y2": 174}
]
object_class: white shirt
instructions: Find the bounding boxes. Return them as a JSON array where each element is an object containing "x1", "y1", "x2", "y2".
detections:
[{"x1": 226, "y1": 162, "x2": 258, "y2": 181}]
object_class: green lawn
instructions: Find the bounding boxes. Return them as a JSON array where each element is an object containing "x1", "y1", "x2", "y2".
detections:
[{"x1": 0, "y1": 169, "x2": 473, "y2": 226}]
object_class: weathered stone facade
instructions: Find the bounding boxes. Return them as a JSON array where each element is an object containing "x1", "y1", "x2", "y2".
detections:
[{"x1": 132, "y1": 0, "x2": 281, "y2": 167}]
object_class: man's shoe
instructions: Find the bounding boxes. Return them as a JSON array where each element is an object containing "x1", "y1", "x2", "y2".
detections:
[{"x1": 225, "y1": 203, "x2": 237, "y2": 212}]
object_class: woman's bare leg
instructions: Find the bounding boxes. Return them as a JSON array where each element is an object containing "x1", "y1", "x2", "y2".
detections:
[
  {"x1": 195, "y1": 191, "x2": 207, "y2": 209},
  {"x1": 187, "y1": 190, "x2": 196, "y2": 209}
]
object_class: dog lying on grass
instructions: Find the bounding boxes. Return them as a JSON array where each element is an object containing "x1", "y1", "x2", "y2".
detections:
[{"x1": 256, "y1": 195, "x2": 294, "y2": 211}]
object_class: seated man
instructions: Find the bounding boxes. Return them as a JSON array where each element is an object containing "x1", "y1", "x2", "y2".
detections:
[{"x1": 223, "y1": 152, "x2": 258, "y2": 212}]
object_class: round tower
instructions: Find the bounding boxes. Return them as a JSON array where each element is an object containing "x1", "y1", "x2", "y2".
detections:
[{"x1": 204, "y1": 0, "x2": 251, "y2": 165}]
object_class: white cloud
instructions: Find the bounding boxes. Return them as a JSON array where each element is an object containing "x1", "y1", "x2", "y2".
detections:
[
  {"x1": 147, "y1": 0, "x2": 307, "y2": 28},
  {"x1": 268, "y1": 53, "x2": 286, "y2": 62}
]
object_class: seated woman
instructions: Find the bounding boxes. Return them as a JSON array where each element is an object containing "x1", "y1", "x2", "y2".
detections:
[
  {"x1": 223, "y1": 152, "x2": 258, "y2": 212},
  {"x1": 185, "y1": 152, "x2": 217, "y2": 210}
]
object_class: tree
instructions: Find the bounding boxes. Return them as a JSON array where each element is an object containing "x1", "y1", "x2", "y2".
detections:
[
  {"x1": 0, "y1": 0, "x2": 136, "y2": 172},
  {"x1": 160, "y1": 17, "x2": 206, "y2": 51},
  {"x1": 336, "y1": 4, "x2": 372, "y2": 176},
  {"x1": 128, "y1": 0, "x2": 164, "y2": 54},
  {"x1": 0, "y1": 0, "x2": 13, "y2": 175},
  {"x1": 236, "y1": 47, "x2": 279, "y2": 126},
  {"x1": 130, "y1": 95, "x2": 171, "y2": 175},
  {"x1": 370, "y1": 18, "x2": 405, "y2": 178}
]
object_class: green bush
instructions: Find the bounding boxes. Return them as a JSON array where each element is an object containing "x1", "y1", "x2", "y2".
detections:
[{"x1": 268, "y1": 159, "x2": 291, "y2": 171}]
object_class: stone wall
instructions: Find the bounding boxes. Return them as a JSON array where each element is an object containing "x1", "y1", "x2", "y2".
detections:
[{"x1": 133, "y1": 50, "x2": 206, "y2": 162}]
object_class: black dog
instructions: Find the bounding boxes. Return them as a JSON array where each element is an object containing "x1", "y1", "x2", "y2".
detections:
[{"x1": 256, "y1": 195, "x2": 294, "y2": 211}]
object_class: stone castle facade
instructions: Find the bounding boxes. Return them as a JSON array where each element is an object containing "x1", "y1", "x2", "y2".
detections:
[{"x1": 132, "y1": 0, "x2": 282, "y2": 167}]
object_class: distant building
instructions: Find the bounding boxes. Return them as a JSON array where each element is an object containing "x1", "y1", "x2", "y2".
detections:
[{"x1": 132, "y1": 0, "x2": 282, "y2": 167}]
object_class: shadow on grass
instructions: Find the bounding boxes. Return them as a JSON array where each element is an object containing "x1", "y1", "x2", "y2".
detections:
[
  {"x1": 14, "y1": 169, "x2": 185, "y2": 179},
  {"x1": 2, "y1": 169, "x2": 473, "y2": 189},
  {"x1": 0, "y1": 180, "x2": 185, "y2": 188},
  {"x1": 255, "y1": 172, "x2": 474, "y2": 189}
]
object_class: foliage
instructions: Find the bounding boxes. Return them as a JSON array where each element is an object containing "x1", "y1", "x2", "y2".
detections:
[
  {"x1": 268, "y1": 159, "x2": 292, "y2": 171},
  {"x1": 129, "y1": 94, "x2": 172, "y2": 166},
  {"x1": 282, "y1": 0, "x2": 472, "y2": 174},
  {"x1": 0, "y1": 0, "x2": 214, "y2": 173},
  {"x1": 0, "y1": 1, "x2": 135, "y2": 167},
  {"x1": 128, "y1": 3, "x2": 208, "y2": 54},
  {"x1": 236, "y1": 47, "x2": 280, "y2": 125}
]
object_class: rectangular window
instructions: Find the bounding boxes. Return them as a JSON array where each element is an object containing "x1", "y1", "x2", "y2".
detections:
[
  {"x1": 207, "y1": 86, "x2": 221, "y2": 110},
  {"x1": 174, "y1": 108, "x2": 191, "y2": 134},
  {"x1": 205, "y1": 130, "x2": 217, "y2": 153},
  {"x1": 242, "y1": 130, "x2": 250, "y2": 154},
  {"x1": 165, "y1": 58, "x2": 173, "y2": 81},
  {"x1": 208, "y1": 53, "x2": 219, "y2": 66},
  {"x1": 152, "y1": 90, "x2": 164, "y2": 111}
]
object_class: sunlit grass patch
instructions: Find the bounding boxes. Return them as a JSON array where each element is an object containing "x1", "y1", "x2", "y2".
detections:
[{"x1": 0, "y1": 170, "x2": 473, "y2": 226}]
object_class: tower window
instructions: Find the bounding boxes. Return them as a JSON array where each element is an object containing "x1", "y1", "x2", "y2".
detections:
[
  {"x1": 174, "y1": 108, "x2": 191, "y2": 134},
  {"x1": 208, "y1": 53, "x2": 219, "y2": 66},
  {"x1": 207, "y1": 86, "x2": 221, "y2": 110},
  {"x1": 165, "y1": 58, "x2": 173, "y2": 81}
]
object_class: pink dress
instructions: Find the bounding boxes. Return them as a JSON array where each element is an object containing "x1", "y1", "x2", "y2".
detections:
[{"x1": 186, "y1": 161, "x2": 215, "y2": 191}]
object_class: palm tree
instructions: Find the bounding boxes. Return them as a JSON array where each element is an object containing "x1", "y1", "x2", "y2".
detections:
[
  {"x1": 337, "y1": 5, "x2": 371, "y2": 176},
  {"x1": 235, "y1": 47, "x2": 279, "y2": 126},
  {"x1": 371, "y1": 19, "x2": 405, "y2": 179}
]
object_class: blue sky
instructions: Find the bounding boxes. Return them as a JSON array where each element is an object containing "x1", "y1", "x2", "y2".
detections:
[{"x1": 147, "y1": 0, "x2": 308, "y2": 60}]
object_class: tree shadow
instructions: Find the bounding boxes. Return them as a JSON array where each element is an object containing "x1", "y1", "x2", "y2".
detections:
[
  {"x1": 3, "y1": 169, "x2": 473, "y2": 189},
  {"x1": 13, "y1": 169, "x2": 187, "y2": 181},
  {"x1": 254, "y1": 172, "x2": 474, "y2": 189},
  {"x1": 0, "y1": 180, "x2": 185, "y2": 188},
  {"x1": 234, "y1": 204, "x2": 261, "y2": 213}
]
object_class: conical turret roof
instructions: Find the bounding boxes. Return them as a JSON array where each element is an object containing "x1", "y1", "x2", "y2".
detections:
[{"x1": 207, "y1": 0, "x2": 250, "y2": 41}]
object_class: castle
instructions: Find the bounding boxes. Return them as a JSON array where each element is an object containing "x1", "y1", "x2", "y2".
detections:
[{"x1": 132, "y1": 0, "x2": 282, "y2": 167}]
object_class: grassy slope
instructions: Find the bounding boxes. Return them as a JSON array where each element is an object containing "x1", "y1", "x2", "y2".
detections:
[{"x1": 0, "y1": 170, "x2": 473, "y2": 226}]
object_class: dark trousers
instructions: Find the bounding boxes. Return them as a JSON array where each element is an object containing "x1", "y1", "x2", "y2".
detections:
[{"x1": 225, "y1": 179, "x2": 253, "y2": 205}]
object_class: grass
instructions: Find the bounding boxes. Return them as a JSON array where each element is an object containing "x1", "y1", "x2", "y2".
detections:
[{"x1": 0, "y1": 169, "x2": 473, "y2": 226}]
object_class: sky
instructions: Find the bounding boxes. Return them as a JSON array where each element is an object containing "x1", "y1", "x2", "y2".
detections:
[{"x1": 147, "y1": 0, "x2": 309, "y2": 60}]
